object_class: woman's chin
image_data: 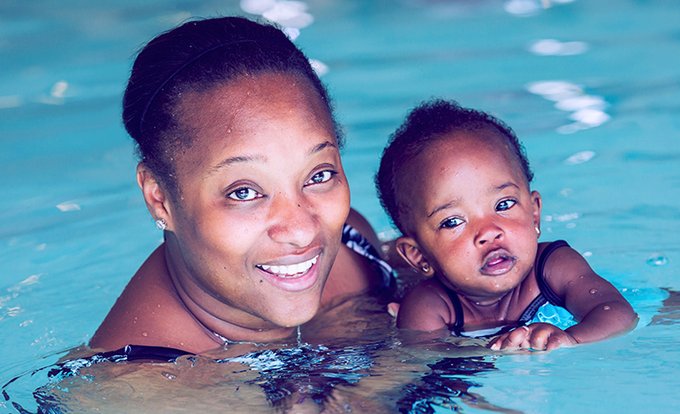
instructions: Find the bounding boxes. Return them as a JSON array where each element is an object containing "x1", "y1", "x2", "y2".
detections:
[{"x1": 266, "y1": 303, "x2": 321, "y2": 329}]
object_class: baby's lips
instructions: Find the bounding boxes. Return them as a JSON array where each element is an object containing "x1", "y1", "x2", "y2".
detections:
[{"x1": 481, "y1": 248, "x2": 512, "y2": 268}]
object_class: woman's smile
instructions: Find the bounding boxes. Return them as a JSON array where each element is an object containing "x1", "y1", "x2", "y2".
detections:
[
  {"x1": 257, "y1": 254, "x2": 319, "y2": 277},
  {"x1": 256, "y1": 252, "x2": 323, "y2": 292}
]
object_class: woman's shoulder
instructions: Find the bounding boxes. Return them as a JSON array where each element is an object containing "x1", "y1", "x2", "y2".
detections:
[{"x1": 89, "y1": 245, "x2": 216, "y2": 353}]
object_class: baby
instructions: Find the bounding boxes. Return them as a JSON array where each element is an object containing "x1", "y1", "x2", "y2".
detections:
[{"x1": 376, "y1": 99, "x2": 637, "y2": 351}]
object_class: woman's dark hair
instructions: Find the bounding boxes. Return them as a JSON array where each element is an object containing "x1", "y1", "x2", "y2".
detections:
[
  {"x1": 375, "y1": 99, "x2": 533, "y2": 234},
  {"x1": 122, "y1": 16, "x2": 340, "y2": 195}
]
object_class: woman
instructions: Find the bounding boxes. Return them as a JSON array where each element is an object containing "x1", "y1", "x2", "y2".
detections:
[{"x1": 89, "y1": 16, "x2": 392, "y2": 355}]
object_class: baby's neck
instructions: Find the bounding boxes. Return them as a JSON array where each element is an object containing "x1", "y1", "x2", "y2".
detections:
[{"x1": 459, "y1": 289, "x2": 519, "y2": 325}]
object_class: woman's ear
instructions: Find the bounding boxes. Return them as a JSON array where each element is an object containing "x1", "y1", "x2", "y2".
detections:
[
  {"x1": 137, "y1": 163, "x2": 173, "y2": 230},
  {"x1": 531, "y1": 190, "x2": 542, "y2": 236},
  {"x1": 395, "y1": 236, "x2": 435, "y2": 277}
]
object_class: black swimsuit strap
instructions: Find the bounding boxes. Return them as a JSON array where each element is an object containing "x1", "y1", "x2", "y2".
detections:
[
  {"x1": 518, "y1": 294, "x2": 548, "y2": 323},
  {"x1": 535, "y1": 240, "x2": 570, "y2": 308},
  {"x1": 46, "y1": 345, "x2": 191, "y2": 378}
]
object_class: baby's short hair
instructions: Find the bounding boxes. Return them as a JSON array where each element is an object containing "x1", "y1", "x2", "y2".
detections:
[{"x1": 375, "y1": 99, "x2": 533, "y2": 234}]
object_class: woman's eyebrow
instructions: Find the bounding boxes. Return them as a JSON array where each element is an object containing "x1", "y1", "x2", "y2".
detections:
[
  {"x1": 207, "y1": 141, "x2": 337, "y2": 176},
  {"x1": 209, "y1": 154, "x2": 265, "y2": 175}
]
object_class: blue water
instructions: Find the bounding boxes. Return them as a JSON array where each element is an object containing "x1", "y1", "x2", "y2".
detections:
[{"x1": 2, "y1": 0, "x2": 679, "y2": 412}]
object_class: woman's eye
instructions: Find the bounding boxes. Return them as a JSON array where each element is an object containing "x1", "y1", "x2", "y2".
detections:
[
  {"x1": 497, "y1": 199, "x2": 517, "y2": 211},
  {"x1": 306, "y1": 170, "x2": 336, "y2": 186},
  {"x1": 227, "y1": 187, "x2": 261, "y2": 201},
  {"x1": 440, "y1": 217, "x2": 464, "y2": 229}
]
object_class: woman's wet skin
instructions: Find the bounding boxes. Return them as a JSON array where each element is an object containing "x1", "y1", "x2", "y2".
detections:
[{"x1": 157, "y1": 71, "x2": 351, "y2": 338}]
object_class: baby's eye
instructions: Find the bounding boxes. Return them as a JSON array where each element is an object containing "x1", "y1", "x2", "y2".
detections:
[
  {"x1": 496, "y1": 199, "x2": 517, "y2": 211},
  {"x1": 440, "y1": 217, "x2": 464, "y2": 229},
  {"x1": 227, "y1": 187, "x2": 262, "y2": 201},
  {"x1": 306, "y1": 170, "x2": 336, "y2": 186}
]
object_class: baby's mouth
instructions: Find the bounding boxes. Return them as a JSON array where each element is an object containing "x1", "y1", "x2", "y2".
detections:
[
  {"x1": 480, "y1": 250, "x2": 516, "y2": 276},
  {"x1": 256, "y1": 255, "x2": 319, "y2": 278}
]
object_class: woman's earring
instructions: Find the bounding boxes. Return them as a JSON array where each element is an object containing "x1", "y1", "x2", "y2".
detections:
[
  {"x1": 535, "y1": 226, "x2": 541, "y2": 238},
  {"x1": 155, "y1": 218, "x2": 167, "y2": 231}
]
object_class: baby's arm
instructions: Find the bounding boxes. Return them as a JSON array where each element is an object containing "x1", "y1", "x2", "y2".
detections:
[
  {"x1": 491, "y1": 245, "x2": 637, "y2": 351},
  {"x1": 396, "y1": 279, "x2": 452, "y2": 332},
  {"x1": 490, "y1": 247, "x2": 637, "y2": 351},
  {"x1": 551, "y1": 246, "x2": 638, "y2": 343}
]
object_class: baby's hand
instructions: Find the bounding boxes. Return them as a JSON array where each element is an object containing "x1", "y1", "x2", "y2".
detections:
[
  {"x1": 489, "y1": 323, "x2": 577, "y2": 351},
  {"x1": 387, "y1": 302, "x2": 400, "y2": 318}
]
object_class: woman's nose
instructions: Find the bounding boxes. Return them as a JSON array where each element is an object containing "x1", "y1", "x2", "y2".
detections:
[{"x1": 267, "y1": 193, "x2": 318, "y2": 247}]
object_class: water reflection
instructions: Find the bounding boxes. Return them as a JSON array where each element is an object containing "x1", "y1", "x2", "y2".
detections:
[{"x1": 3, "y1": 296, "x2": 513, "y2": 413}]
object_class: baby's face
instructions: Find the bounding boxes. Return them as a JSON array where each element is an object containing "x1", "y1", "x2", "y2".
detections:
[{"x1": 398, "y1": 129, "x2": 541, "y2": 304}]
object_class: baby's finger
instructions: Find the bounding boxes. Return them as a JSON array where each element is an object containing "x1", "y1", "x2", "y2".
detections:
[
  {"x1": 528, "y1": 328, "x2": 551, "y2": 351},
  {"x1": 488, "y1": 334, "x2": 507, "y2": 351},
  {"x1": 545, "y1": 333, "x2": 575, "y2": 351},
  {"x1": 493, "y1": 326, "x2": 530, "y2": 350},
  {"x1": 387, "y1": 302, "x2": 400, "y2": 318}
]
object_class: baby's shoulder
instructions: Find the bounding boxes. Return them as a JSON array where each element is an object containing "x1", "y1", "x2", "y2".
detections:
[
  {"x1": 397, "y1": 278, "x2": 453, "y2": 331},
  {"x1": 537, "y1": 240, "x2": 590, "y2": 273}
]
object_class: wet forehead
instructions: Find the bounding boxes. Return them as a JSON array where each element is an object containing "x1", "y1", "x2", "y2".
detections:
[
  {"x1": 396, "y1": 128, "x2": 526, "y2": 227},
  {"x1": 174, "y1": 71, "x2": 333, "y2": 140},
  {"x1": 169, "y1": 72, "x2": 337, "y2": 182}
]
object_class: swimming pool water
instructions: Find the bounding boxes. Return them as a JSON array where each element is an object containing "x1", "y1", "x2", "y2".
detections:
[{"x1": 1, "y1": 0, "x2": 679, "y2": 412}]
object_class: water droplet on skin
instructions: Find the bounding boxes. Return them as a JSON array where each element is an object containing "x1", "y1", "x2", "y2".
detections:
[
  {"x1": 141, "y1": 332, "x2": 148, "y2": 337},
  {"x1": 603, "y1": 305, "x2": 611, "y2": 311},
  {"x1": 646, "y1": 254, "x2": 668, "y2": 267},
  {"x1": 162, "y1": 372, "x2": 177, "y2": 380},
  {"x1": 589, "y1": 288, "x2": 598, "y2": 294},
  {"x1": 297, "y1": 326, "x2": 304, "y2": 347}
]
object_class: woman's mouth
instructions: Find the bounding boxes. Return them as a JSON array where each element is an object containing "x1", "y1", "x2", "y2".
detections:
[
  {"x1": 255, "y1": 254, "x2": 322, "y2": 292},
  {"x1": 256, "y1": 255, "x2": 318, "y2": 278},
  {"x1": 480, "y1": 250, "x2": 516, "y2": 276}
]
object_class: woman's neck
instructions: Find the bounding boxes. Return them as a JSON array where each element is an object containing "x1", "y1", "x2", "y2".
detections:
[{"x1": 161, "y1": 244, "x2": 297, "y2": 346}]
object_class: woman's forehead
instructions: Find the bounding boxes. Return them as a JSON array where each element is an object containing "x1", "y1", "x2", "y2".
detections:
[{"x1": 174, "y1": 72, "x2": 333, "y2": 138}]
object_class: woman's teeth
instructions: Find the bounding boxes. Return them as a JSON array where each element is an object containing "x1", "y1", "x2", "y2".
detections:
[{"x1": 258, "y1": 255, "x2": 318, "y2": 277}]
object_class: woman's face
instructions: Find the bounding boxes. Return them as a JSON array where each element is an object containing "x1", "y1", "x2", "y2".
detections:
[{"x1": 164, "y1": 72, "x2": 350, "y2": 330}]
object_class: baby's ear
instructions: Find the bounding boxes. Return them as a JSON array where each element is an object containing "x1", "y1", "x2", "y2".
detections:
[{"x1": 395, "y1": 236, "x2": 435, "y2": 277}]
